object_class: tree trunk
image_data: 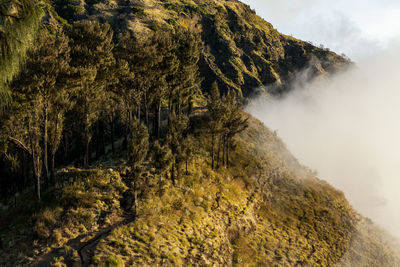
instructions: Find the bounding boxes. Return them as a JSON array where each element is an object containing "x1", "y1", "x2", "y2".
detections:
[
  {"x1": 32, "y1": 150, "x2": 41, "y2": 209},
  {"x1": 100, "y1": 121, "x2": 106, "y2": 155},
  {"x1": 84, "y1": 124, "x2": 90, "y2": 168},
  {"x1": 222, "y1": 138, "x2": 226, "y2": 167},
  {"x1": 226, "y1": 141, "x2": 229, "y2": 168},
  {"x1": 144, "y1": 92, "x2": 149, "y2": 129},
  {"x1": 110, "y1": 112, "x2": 115, "y2": 154},
  {"x1": 137, "y1": 103, "x2": 141, "y2": 121},
  {"x1": 133, "y1": 186, "x2": 138, "y2": 217},
  {"x1": 186, "y1": 158, "x2": 188, "y2": 175},
  {"x1": 22, "y1": 151, "x2": 28, "y2": 188},
  {"x1": 171, "y1": 163, "x2": 175, "y2": 186},
  {"x1": 43, "y1": 105, "x2": 49, "y2": 188},
  {"x1": 35, "y1": 172, "x2": 40, "y2": 208},
  {"x1": 216, "y1": 136, "x2": 221, "y2": 168},
  {"x1": 50, "y1": 152, "x2": 55, "y2": 185},
  {"x1": 124, "y1": 109, "x2": 130, "y2": 151},
  {"x1": 211, "y1": 131, "x2": 215, "y2": 169},
  {"x1": 176, "y1": 160, "x2": 180, "y2": 181},
  {"x1": 154, "y1": 99, "x2": 161, "y2": 139}
]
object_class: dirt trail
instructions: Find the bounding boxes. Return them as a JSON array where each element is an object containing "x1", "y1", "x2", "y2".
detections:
[
  {"x1": 77, "y1": 214, "x2": 134, "y2": 266},
  {"x1": 37, "y1": 192, "x2": 134, "y2": 266}
]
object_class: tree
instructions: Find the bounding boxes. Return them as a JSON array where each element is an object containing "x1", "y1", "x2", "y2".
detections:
[
  {"x1": 207, "y1": 82, "x2": 223, "y2": 169},
  {"x1": 149, "y1": 31, "x2": 179, "y2": 140},
  {"x1": 68, "y1": 20, "x2": 115, "y2": 167},
  {"x1": 0, "y1": 0, "x2": 43, "y2": 108},
  {"x1": 167, "y1": 30, "x2": 202, "y2": 118},
  {"x1": 4, "y1": 29, "x2": 71, "y2": 206},
  {"x1": 115, "y1": 33, "x2": 159, "y2": 143},
  {"x1": 6, "y1": 84, "x2": 43, "y2": 208},
  {"x1": 150, "y1": 141, "x2": 172, "y2": 186},
  {"x1": 182, "y1": 135, "x2": 196, "y2": 175},
  {"x1": 128, "y1": 119, "x2": 149, "y2": 215},
  {"x1": 167, "y1": 112, "x2": 189, "y2": 185},
  {"x1": 25, "y1": 30, "x2": 71, "y2": 187},
  {"x1": 220, "y1": 91, "x2": 248, "y2": 167}
]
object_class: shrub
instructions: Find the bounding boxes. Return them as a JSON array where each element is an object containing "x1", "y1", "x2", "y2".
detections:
[{"x1": 106, "y1": 256, "x2": 125, "y2": 267}]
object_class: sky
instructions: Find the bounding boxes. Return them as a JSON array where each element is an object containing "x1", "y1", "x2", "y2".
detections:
[
  {"x1": 242, "y1": 0, "x2": 400, "y2": 240},
  {"x1": 241, "y1": 0, "x2": 400, "y2": 60}
]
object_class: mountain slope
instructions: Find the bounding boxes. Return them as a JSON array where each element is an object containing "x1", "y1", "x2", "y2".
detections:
[
  {"x1": 1, "y1": 114, "x2": 399, "y2": 266},
  {"x1": 1, "y1": 1, "x2": 398, "y2": 266},
  {"x1": 51, "y1": 0, "x2": 350, "y2": 96}
]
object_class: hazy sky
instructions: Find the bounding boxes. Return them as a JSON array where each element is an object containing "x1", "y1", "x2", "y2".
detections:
[{"x1": 241, "y1": 0, "x2": 400, "y2": 60}]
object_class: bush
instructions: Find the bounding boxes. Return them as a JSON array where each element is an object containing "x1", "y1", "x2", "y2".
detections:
[{"x1": 106, "y1": 256, "x2": 125, "y2": 267}]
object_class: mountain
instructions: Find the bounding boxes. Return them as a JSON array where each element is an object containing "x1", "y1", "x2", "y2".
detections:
[
  {"x1": 50, "y1": 0, "x2": 350, "y2": 96},
  {"x1": 0, "y1": 0, "x2": 398, "y2": 266}
]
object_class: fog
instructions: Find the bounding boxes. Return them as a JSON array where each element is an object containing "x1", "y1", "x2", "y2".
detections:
[{"x1": 246, "y1": 42, "x2": 400, "y2": 239}]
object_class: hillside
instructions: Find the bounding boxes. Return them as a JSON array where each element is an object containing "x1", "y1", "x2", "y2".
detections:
[
  {"x1": 1, "y1": 1, "x2": 398, "y2": 266},
  {"x1": 50, "y1": 0, "x2": 349, "y2": 96},
  {"x1": 0, "y1": 114, "x2": 398, "y2": 266}
]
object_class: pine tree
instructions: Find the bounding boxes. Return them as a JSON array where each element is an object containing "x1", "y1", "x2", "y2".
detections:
[
  {"x1": 150, "y1": 141, "x2": 172, "y2": 186},
  {"x1": 26, "y1": 30, "x2": 71, "y2": 187},
  {"x1": 4, "y1": 29, "x2": 71, "y2": 206},
  {"x1": 69, "y1": 20, "x2": 116, "y2": 167},
  {"x1": 182, "y1": 135, "x2": 196, "y2": 175},
  {"x1": 149, "y1": 31, "x2": 179, "y2": 140},
  {"x1": 115, "y1": 33, "x2": 160, "y2": 142},
  {"x1": 167, "y1": 30, "x2": 202, "y2": 117},
  {"x1": 167, "y1": 112, "x2": 189, "y2": 185},
  {"x1": 0, "y1": 0, "x2": 43, "y2": 108},
  {"x1": 128, "y1": 119, "x2": 149, "y2": 215},
  {"x1": 221, "y1": 91, "x2": 248, "y2": 167},
  {"x1": 6, "y1": 79, "x2": 43, "y2": 208},
  {"x1": 207, "y1": 82, "x2": 223, "y2": 169}
]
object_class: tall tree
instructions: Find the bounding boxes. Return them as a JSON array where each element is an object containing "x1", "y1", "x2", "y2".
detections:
[
  {"x1": 207, "y1": 82, "x2": 223, "y2": 169},
  {"x1": 29, "y1": 31, "x2": 71, "y2": 187},
  {"x1": 68, "y1": 20, "x2": 115, "y2": 167},
  {"x1": 115, "y1": 33, "x2": 158, "y2": 143},
  {"x1": 0, "y1": 0, "x2": 43, "y2": 108},
  {"x1": 167, "y1": 112, "x2": 189, "y2": 185},
  {"x1": 167, "y1": 30, "x2": 202, "y2": 117},
  {"x1": 128, "y1": 119, "x2": 149, "y2": 215},
  {"x1": 150, "y1": 140, "x2": 172, "y2": 186},
  {"x1": 6, "y1": 79, "x2": 43, "y2": 208},
  {"x1": 221, "y1": 91, "x2": 248, "y2": 167},
  {"x1": 4, "y1": 29, "x2": 71, "y2": 205},
  {"x1": 149, "y1": 31, "x2": 179, "y2": 139}
]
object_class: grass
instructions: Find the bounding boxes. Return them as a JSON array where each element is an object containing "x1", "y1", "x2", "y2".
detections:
[
  {"x1": 0, "y1": 119, "x2": 398, "y2": 266},
  {"x1": 0, "y1": 168, "x2": 127, "y2": 266},
  {"x1": 84, "y1": 114, "x2": 386, "y2": 266}
]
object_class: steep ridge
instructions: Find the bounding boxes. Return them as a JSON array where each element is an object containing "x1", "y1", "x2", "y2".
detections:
[{"x1": 50, "y1": 0, "x2": 350, "y2": 96}]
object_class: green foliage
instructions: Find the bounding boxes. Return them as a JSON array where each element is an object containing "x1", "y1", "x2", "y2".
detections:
[
  {"x1": 68, "y1": 20, "x2": 115, "y2": 167},
  {"x1": 128, "y1": 119, "x2": 149, "y2": 179},
  {"x1": 0, "y1": 0, "x2": 43, "y2": 108},
  {"x1": 150, "y1": 141, "x2": 173, "y2": 177}
]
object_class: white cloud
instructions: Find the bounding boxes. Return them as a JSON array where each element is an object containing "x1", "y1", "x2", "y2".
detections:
[{"x1": 246, "y1": 41, "x2": 400, "y2": 240}]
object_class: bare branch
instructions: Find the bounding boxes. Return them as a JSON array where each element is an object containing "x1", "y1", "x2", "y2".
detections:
[{"x1": 7, "y1": 135, "x2": 31, "y2": 153}]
